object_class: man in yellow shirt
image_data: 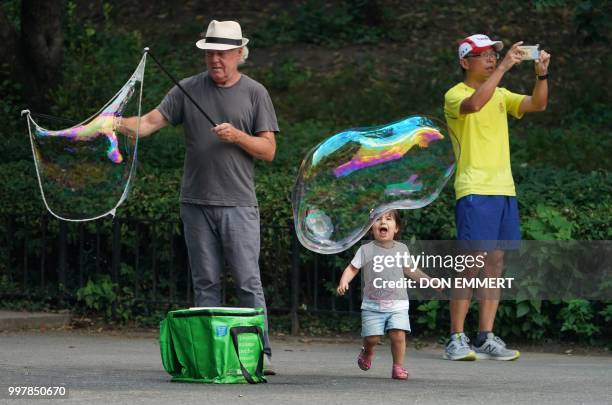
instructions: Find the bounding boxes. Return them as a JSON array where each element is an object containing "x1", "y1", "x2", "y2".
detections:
[{"x1": 443, "y1": 34, "x2": 550, "y2": 361}]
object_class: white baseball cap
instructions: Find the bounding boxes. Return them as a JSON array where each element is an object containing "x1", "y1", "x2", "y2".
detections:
[
  {"x1": 196, "y1": 20, "x2": 249, "y2": 51},
  {"x1": 458, "y1": 34, "x2": 503, "y2": 59}
]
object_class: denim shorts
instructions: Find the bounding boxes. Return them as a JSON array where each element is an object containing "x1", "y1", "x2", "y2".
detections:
[{"x1": 361, "y1": 309, "x2": 410, "y2": 337}]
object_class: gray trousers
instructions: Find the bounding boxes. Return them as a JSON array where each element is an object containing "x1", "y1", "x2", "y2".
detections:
[{"x1": 180, "y1": 203, "x2": 271, "y2": 356}]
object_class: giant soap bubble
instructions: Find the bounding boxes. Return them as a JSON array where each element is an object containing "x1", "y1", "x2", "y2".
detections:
[
  {"x1": 292, "y1": 115, "x2": 456, "y2": 254},
  {"x1": 22, "y1": 53, "x2": 146, "y2": 221}
]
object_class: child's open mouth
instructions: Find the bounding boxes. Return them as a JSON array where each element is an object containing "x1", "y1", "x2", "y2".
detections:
[{"x1": 379, "y1": 225, "x2": 388, "y2": 237}]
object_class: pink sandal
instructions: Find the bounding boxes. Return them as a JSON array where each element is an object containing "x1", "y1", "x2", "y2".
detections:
[
  {"x1": 392, "y1": 364, "x2": 409, "y2": 380},
  {"x1": 357, "y1": 347, "x2": 373, "y2": 371}
]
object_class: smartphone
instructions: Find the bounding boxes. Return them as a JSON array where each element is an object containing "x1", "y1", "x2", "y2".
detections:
[{"x1": 519, "y1": 45, "x2": 540, "y2": 61}]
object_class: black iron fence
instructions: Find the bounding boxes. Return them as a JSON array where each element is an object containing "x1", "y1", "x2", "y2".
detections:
[{"x1": 1, "y1": 214, "x2": 361, "y2": 333}]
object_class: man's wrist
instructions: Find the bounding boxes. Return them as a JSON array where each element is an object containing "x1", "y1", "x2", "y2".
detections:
[
  {"x1": 536, "y1": 73, "x2": 548, "y2": 80},
  {"x1": 235, "y1": 130, "x2": 248, "y2": 145},
  {"x1": 496, "y1": 65, "x2": 510, "y2": 74},
  {"x1": 117, "y1": 122, "x2": 129, "y2": 136}
]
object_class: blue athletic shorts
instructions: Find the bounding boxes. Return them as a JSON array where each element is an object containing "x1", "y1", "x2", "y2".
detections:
[
  {"x1": 455, "y1": 194, "x2": 521, "y2": 250},
  {"x1": 361, "y1": 309, "x2": 410, "y2": 337}
]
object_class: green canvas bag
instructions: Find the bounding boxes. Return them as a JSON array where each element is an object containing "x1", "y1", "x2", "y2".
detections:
[{"x1": 160, "y1": 307, "x2": 266, "y2": 384}]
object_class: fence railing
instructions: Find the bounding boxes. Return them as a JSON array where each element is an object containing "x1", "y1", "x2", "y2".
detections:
[{"x1": 1, "y1": 214, "x2": 361, "y2": 333}]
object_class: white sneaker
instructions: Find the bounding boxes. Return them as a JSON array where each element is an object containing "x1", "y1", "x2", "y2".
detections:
[
  {"x1": 473, "y1": 333, "x2": 520, "y2": 361},
  {"x1": 443, "y1": 333, "x2": 476, "y2": 361}
]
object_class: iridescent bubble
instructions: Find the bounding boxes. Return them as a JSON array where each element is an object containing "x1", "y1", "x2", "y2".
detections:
[
  {"x1": 292, "y1": 115, "x2": 456, "y2": 254},
  {"x1": 22, "y1": 53, "x2": 147, "y2": 221},
  {"x1": 304, "y1": 208, "x2": 334, "y2": 241}
]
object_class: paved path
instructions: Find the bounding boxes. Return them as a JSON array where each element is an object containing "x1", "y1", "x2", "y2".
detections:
[{"x1": 0, "y1": 331, "x2": 610, "y2": 404}]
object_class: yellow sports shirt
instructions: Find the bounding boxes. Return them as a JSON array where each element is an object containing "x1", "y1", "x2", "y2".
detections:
[{"x1": 444, "y1": 82, "x2": 526, "y2": 199}]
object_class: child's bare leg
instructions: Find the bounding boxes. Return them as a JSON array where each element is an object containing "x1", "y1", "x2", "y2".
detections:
[
  {"x1": 363, "y1": 335, "x2": 381, "y2": 354},
  {"x1": 388, "y1": 329, "x2": 406, "y2": 366},
  {"x1": 358, "y1": 335, "x2": 381, "y2": 370}
]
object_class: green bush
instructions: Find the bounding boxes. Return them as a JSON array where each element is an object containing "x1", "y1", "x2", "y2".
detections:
[
  {"x1": 559, "y1": 299, "x2": 600, "y2": 341},
  {"x1": 252, "y1": 0, "x2": 384, "y2": 47},
  {"x1": 76, "y1": 273, "x2": 165, "y2": 325},
  {"x1": 52, "y1": 2, "x2": 144, "y2": 122},
  {"x1": 76, "y1": 275, "x2": 118, "y2": 320}
]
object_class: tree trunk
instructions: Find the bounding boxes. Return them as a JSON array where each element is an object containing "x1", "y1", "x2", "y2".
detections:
[
  {"x1": 0, "y1": 7, "x2": 18, "y2": 70},
  {"x1": 20, "y1": 0, "x2": 64, "y2": 113}
]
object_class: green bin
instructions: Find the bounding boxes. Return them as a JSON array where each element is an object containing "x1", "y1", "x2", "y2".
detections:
[{"x1": 160, "y1": 307, "x2": 266, "y2": 384}]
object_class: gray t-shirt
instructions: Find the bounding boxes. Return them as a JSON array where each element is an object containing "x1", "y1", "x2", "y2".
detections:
[
  {"x1": 351, "y1": 241, "x2": 413, "y2": 312},
  {"x1": 157, "y1": 72, "x2": 279, "y2": 206}
]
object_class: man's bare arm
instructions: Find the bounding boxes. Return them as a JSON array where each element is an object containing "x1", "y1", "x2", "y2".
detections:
[
  {"x1": 460, "y1": 41, "x2": 524, "y2": 114},
  {"x1": 213, "y1": 123, "x2": 277, "y2": 161},
  {"x1": 519, "y1": 50, "x2": 551, "y2": 114},
  {"x1": 236, "y1": 131, "x2": 276, "y2": 161},
  {"x1": 118, "y1": 109, "x2": 169, "y2": 138}
]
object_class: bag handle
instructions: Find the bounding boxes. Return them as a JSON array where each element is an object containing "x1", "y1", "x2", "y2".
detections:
[{"x1": 230, "y1": 326, "x2": 266, "y2": 384}]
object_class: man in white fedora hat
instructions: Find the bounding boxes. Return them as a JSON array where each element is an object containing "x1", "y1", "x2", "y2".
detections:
[
  {"x1": 443, "y1": 34, "x2": 550, "y2": 362},
  {"x1": 119, "y1": 20, "x2": 279, "y2": 374}
]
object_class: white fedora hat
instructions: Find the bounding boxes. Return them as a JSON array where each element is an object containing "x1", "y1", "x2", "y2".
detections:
[{"x1": 196, "y1": 20, "x2": 249, "y2": 51}]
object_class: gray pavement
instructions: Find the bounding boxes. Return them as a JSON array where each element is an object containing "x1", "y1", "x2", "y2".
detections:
[{"x1": 0, "y1": 330, "x2": 610, "y2": 405}]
